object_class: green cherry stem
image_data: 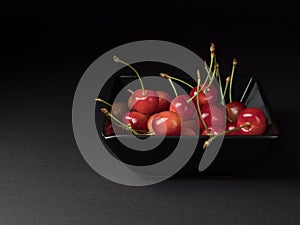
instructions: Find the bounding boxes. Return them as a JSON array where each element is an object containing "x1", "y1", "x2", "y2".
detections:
[
  {"x1": 203, "y1": 122, "x2": 250, "y2": 149},
  {"x1": 113, "y1": 56, "x2": 145, "y2": 95},
  {"x1": 215, "y1": 64, "x2": 224, "y2": 104},
  {"x1": 100, "y1": 108, "x2": 140, "y2": 135},
  {"x1": 196, "y1": 70, "x2": 209, "y2": 133},
  {"x1": 222, "y1": 76, "x2": 231, "y2": 102},
  {"x1": 168, "y1": 78, "x2": 178, "y2": 97},
  {"x1": 159, "y1": 73, "x2": 194, "y2": 89},
  {"x1": 127, "y1": 89, "x2": 134, "y2": 94},
  {"x1": 229, "y1": 58, "x2": 237, "y2": 102},
  {"x1": 95, "y1": 98, "x2": 112, "y2": 107}
]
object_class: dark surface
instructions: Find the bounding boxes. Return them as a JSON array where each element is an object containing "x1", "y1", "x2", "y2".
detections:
[{"x1": 1, "y1": 10, "x2": 300, "y2": 225}]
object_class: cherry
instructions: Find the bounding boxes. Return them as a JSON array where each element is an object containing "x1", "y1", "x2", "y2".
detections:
[
  {"x1": 155, "y1": 90, "x2": 172, "y2": 113},
  {"x1": 122, "y1": 111, "x2": 148, "y2": 132},
  {"x1": 147, "y1": 113, "x2": 156, "y2": 132},
  {"x1": 237, "y1": 107, "x2": 266, "y2": 135},
  {"x1": 198, "y1": 104, "x2": 226, "y2": 131},
  {"x1": 225, "y1": 122, "x2": 241, "y2": 136},
  {"x1": 104, "y1": 120, "x2": 115, "y2": 136},
  {"x1": 131, "y1": 89, "x2": 159, "y2": 115},
  {"x1": 169, "y1": 95, "x2": 197, "y2": 120},
  {"x1": 182, "y1": 127, "x2": 197, "y2": 136},
  {"x1": 226, "y1": 101, "x2": 246, "y2": 122},
  {"x1": 201, "y1": 126, "x2": 223, "y2": 136},
  {"x1": 152, "y1": 111, "x2": 181, "y2": 136},
  {"x1": 182, "y1": 119, "x2": 200, "y2": 134},
  {"x1": 113, "y1": 56, "x2": 159, "y2": 115},
  {"x1": 189, "y1": 83, "x2": 218, "y2": 106}
]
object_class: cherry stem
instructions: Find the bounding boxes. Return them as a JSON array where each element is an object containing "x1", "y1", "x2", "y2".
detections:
[
  {"x1": 113, "y1": 56, "x2": 145, "y2": 95},
  {"x1": 222, "y1": 76, "x2": 231, "y2": 102},
  {"x1": 196, "y1": 70, "x2": 209, "y2": 133},
  {"x1": 205, "y1": 64, "x2": 217, "y2": 92},
  {"x1": 168, "y1": 78, "x2": 178, "y2": 97},
  {"x1": 95, "y1": 98, "x2": 112, "y2": 107},
  {"x1": 216, "y1": 64, "x2": 224, "y2": 104},
  {"x1": 205, "y1": 44, "x2": 218, "y2": 92},
  {"x1": 203, "y1": 122, "x2": 250, "y2": 149},
  {"x1": 186, "y1": 70, "x2": 207, "y2": 104},
  {"x1": 127, "y1": 89, "x2": 134, "y2": 94},
  {"x1": 229, "y1": 58, "x2": 237, "y2": 103},
  {"x1": 160, "y1": 73, "x2": 193, "y2": 89},
  {"x1": 100, "y1": 108, "x2": 140, "y2": 135}
]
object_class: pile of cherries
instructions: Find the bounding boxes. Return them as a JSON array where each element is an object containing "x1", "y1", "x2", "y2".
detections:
[{"x1": 97, "y1": 44, "x2": 266, "y2": 149}]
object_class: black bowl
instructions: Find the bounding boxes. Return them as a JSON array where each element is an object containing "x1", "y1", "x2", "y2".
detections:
[{"x1": 95, "y1": 72, "x2": 279, "y2": 176}]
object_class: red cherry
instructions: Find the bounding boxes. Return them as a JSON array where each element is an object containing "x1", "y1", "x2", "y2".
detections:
[
  {"x1": 182, "y1": 127, "x2": 197, "y2": 136},
  {"x1": 152, "y1": 111, "x2": 181, "y2": 136},
  {"x1": 104, "y1": 120, "x2": 115, "y2": 136},
  {"x1": 155, "y1": 90, "x2": 172, "y2": 112},
  {"x1": 201, "y1": 126, "x2": 223, "y2": 136},
  {"x1": 199, "y1": 104, "x2": 226, "y2": 131},
  {"x1": 190, "y1": 84, "x2": 218, "y2": 106},
  {"x1": 131, "y1": 89, "x2": 159, "y2": 115},
  {"x1": 225, "y1": 121, "x2": 241, "y2": 136},
  {"x1": 147, "y1": 113, "x2": 156, "y2": 132},
  {"x1": 226, "y1": 101, "x2": 246, "y2": 122},
  {"x1": 182, "y1": 119, "x2": 200, "y2": 134},
  {"x1": 237, "y1": 108, "x2": 266, "y2": 135},
  {"x1": 122, "y1": 111, "x2": 148, "y2": 132},
  {"x1": 169, "y1": 95, "x2": 197, "y2": 120}
]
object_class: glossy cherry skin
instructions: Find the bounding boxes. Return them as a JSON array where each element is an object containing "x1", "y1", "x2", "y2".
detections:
[
  {"x1": 226, "y1": 101, "x2": 246, "y2": 122},
  {"x1": 190, "y1": 84, "x2": 218, "y2": 106},
  {"x1": 147, "y1": 113, "x2": 156, "y2": 132},
  {"x1": 155, "y1": 90, "x2": 172, "y2": 113},
  {"x1": 225, "y1": 122, "x2": 241, "y2": 136},
  {"x1": 152, "y1": 111, "x2": 181, "y2": 136},
  {"x1": 169, "y1": 95, "x2": 197, "y2": 120},
  {"x1": 198, "y1": 104, "x2": 226, "y2": 131},
  {"x1": 122, "y1": 111, "x2": 148, "y2": 132},
  {"x1": 131, "y1": 89, "x2": 159, "y2": 115},
  {"x1": 237, "y1": 107, "x2": 266, "y2": 135}
]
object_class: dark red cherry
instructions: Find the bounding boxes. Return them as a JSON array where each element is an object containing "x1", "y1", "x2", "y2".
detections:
[
  {"x1": 155, "y1": 90, "x2": 172, "y2": 113},
  {"x1": 225, "y1": 121, "x2": 241, "y2": 136},
  {"x1": 122, "y1": 111, "x2": 148, "y2": 132},
  {"x1": 152, "y1": 111, "x2": 181, "y2": 136},
  {"x1": 147, "y1": 113, "x2": 156, "y2": 132},
  {"x1": 201, "y1": 126, "x2": 224, "y2": 136},
  {"x1": 199, "y1": 104, "x2": 226, "y2": 131},
  {"x1": 104, "y1": 120, "x2": 115, "y2": 136},
  {"x1": 237, "y1": 107, "x2": 266, "y2": 135},
  {"x1": 169, "y1": 95, "x2": 197, "y2": 120},
  {"x1": 131, "y1": 89, "x2": 159, "y2": 115},
  {"x1": 226, "y1": 101, "x2": 246, "y2": 122},
  {"x1": 190, "y1": 84, "x2": 218, "y2": 106}
]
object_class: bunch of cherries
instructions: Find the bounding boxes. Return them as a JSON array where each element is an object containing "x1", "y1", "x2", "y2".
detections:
[{"x1": 96, "y1": 43, "x2": 266, "y2": 149}]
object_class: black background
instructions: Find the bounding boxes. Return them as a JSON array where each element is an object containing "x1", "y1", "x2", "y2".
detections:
[{"x1": 1, "y1": 4, "x2": 300, "y2": 225}]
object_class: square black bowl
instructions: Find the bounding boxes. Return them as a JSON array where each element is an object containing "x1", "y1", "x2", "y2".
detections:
[{"x1": 95, "y1": 73, "x2": 279, "y2": 176}]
